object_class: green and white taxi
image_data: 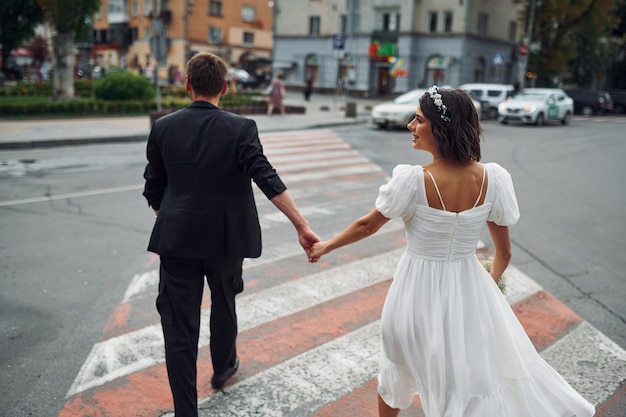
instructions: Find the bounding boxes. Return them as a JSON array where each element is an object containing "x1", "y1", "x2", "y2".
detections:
[{"x1": 498, "y1": 88, "x2": 573, "y2": 126}]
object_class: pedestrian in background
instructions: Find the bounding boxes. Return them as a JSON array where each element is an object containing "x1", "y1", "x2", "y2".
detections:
[
  {"x1": 145, "y1": 65, "x2": 153, "y2": 81},
  {"x1": 143, "y1": 52, "x2": 319, "y2": 417},
  {"x1": 175, "y1": 65, "x2": 183, "y2": 85},
  {"x1": 303, "y1": 76, "x2": 313, "y2": 101},
  {"x1": 308, "y1": 86, "x2": 595, "y2": 417},
  {"x1": 266, "y1": 73, "x2": 286, "y2": 116}
]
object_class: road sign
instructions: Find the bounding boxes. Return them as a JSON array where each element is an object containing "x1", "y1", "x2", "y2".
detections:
[
  {"x1": 519, "y1": 43, "x2": 529, "y2": 56},
  {"x1": 150, "y1": 35, "x2": 167, "y2": 62},
  {"x1": 492, "y1": 53, "x2": 505, "y2": 67},
  {"x1": 333, "y1": 33, "x2": 345, "y2": 50}
]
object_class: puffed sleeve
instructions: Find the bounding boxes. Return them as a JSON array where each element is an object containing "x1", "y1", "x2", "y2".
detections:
[
  {"x1": 487, "y1": 163, "x2": 520, "y2": 226},
  {"x1": 375, "y1": 164, "x2": 418, "y2": 221}
]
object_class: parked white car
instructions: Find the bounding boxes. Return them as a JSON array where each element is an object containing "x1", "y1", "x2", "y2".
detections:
[
  {"x1": 498, "y1": 88, "x2": 573, "y2": 126},
  {"x1": 370, "y1": 89, "x2": 427, "y2": 129},
  {"x1": 371, "y1": 88, "x2": 481, "y2": 129},
  {"x1": 459, "y1": 83, "x2": 515, "y2": 119}
]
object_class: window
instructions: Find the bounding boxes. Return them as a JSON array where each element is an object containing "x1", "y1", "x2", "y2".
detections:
[
  {"x1": 341, "y1": 15, "x2": 347, "y2": 33},
  {"x1": 95, "y1": 6, "x2": 103, "y2": 19},
  {"x1": 444, "y1": 11, "x2": 453, "y2": 33},
  {"x1": 478, "y1": 13, "x2": 488, "y2": 36},
  {"x1": 97, "y1": 29, "x2": 109, "y2": 43},
  {"x1": 242, "y1": 6, "x2": 256, "y2": 22},
  {"x1": 208, "y1": 27, "x2": 223, "y2": 43},
  {"x1": 144, "y1": 27, "x2": 151, "y2": 39},
  {"x1": 345, "y1": 0, "x2": 360, "y2": 33},
  {"x1": 309, "y1": 16, "x2": 320, "y2": 36},
  {"x1": 243, "y1": 31, "x2": 254, "y2": 46},
  {"x1": 144, "y1": 0, "x2": 151, "y2": 16},
  {"x1": 375, "y1": 9, "x2": 400, "y2": 32},
  {"x1": 130, "y1": 27, "x2": 138, "y2": 41},
  {"x1": 351, "y1": 14, "x2": 360, "y2": 33},
  {"x1": 508, "y1": 21, "x2": 517, "y2": 43},
  {"x1": 346, "y1": 0, "x2": 360, "y2": 12},
  {"x1": 428, "y1": 11, "x2": 438, "y2": 33},
  {"x1": 132, "y1": 1, "x2": 139, "y2": 16},
  {"x1": 209, "y1": 0, "x2": 223, "y2": 17}
]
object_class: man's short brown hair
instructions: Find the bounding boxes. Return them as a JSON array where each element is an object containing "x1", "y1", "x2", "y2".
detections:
[{"x1": 185, "y1": 52, "x2": 228, "y2": 97}]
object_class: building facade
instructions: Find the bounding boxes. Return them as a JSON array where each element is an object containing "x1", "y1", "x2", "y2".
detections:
[
  {"x1": 90, "y1": 0, "x2": 274, "y2": 80},
  {"x1": 273, "y1": 0, "x2": 526, "y2": 96}
]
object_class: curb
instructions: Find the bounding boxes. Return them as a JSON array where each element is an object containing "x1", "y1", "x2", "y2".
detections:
[
  {"x1": 0, "y1": 117, "x2": 371, "y2": 150},
  {"x1": 0, "y1": 134, "x2": 150, "y2": 150}
]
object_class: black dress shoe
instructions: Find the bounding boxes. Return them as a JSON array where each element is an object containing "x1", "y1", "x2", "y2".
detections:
[{"x1": 211, "y1": 357, "x2": 239, "y2": 390}]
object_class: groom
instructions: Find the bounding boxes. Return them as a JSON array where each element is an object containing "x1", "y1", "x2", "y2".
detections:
[{"x1": 143, "y1": 52, "x2": 319, "y2": 416}]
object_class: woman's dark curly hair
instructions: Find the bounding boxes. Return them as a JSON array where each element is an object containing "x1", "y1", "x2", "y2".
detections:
[{"x1": 419, "y1": 88, "x2": 482, "y2": 162}]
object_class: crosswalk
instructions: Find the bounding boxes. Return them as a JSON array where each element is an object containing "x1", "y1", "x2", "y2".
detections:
[{"x1": 58, "y1": 129, "x2": 625, "y2": 417}]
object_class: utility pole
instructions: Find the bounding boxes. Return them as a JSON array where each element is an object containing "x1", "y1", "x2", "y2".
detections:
[
  {"x1": 269, "y1": 1, "x2": 278, "y2": 78},
  {"x1": 150, "y1": 0, "x2": 164, "y2": 110},
  {"x1": 519, "y1": 0, "x2": 536, "y2": 88},
  {"x1": 184, "y1": 0, "x2": 194, "y2": 62},
  {"x1": 346, "y1": 0, "x2": 354, "y2": 97}
]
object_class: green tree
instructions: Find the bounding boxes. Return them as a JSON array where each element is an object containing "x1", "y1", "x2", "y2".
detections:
[
  {"x1": 566, "y1": 12, "x2": 618, "y2": 87},
  {"x1": 524, "y1": 0, "x2": 621, "y2": 87},
  {"x1": 37, "y1": 0, "x2": 100, "y2": 99},
  {"x1": 607, "y1": 0, "x2": 626, "y2": 88},
  {"x1": 0, "y1": 0, "x2": 44, "y2": 79}
]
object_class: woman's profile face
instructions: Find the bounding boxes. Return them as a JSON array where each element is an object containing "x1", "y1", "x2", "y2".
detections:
[{"x1": 407, "y1": 104, "x2": 436, "y2": 154}]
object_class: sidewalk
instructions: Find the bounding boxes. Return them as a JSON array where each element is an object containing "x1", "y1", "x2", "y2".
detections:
[{"x1": 0, "y1": 92, "x2": 381, "y2": 150}]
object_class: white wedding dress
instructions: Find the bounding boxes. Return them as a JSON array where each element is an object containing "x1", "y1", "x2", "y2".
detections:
[{"x1": 375, "y1": 163, "x2": 595, "y2": 417}]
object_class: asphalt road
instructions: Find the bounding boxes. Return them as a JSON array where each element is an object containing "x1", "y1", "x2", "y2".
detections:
[{"x1": 0, "y1": 118, "x2": 624, "y2": 415}]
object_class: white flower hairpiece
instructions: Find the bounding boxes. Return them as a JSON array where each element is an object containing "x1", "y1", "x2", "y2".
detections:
[{"x1": 427, "y1": 85, "x2": 451, "y2": 122}]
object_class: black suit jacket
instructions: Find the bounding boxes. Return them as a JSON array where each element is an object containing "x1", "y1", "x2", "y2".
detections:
[{"x1": 143, "y1": 101, "x2": 286, "y2": 259}]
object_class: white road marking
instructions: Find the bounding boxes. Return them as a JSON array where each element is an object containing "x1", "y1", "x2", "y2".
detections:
[
  {"x1": 0, "y1": 184, "x2": 143, "y2": 207},
  {"x1": 66, "y1": 249, "x2": 404, "y2": 397},
  {"x1": 63, "y1": 129, "x2": 626, "y2": 412}
]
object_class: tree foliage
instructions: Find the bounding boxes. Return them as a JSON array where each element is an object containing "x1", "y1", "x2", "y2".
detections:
[
  {"x1": 524, "y1": 0, "x2": 622, "y2": 87},
  {"x1": 36, "y1": 0, "x2": 100, "y2": 99},
  {"x1": 0, "y1": 0, "x2": 44, "y2": 73},
  {"x1": 37, "y1": 0, "x2": 100, "y2": 41},
  {"x1": 607, "y1": 0, "x2": 626, "y2": 88}
]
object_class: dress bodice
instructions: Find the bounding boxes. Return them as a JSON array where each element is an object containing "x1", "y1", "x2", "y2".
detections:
[
  {"x1": 375, "y1": 163, "x2": 520, "y2": 262},
  {"x1": 405, "y1": 204, "x2": 492, "y2": 261}
]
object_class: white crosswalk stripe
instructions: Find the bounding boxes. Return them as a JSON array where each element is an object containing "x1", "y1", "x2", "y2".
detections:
[{"x1": 65, "y1": 129, "x2": 626, "y2": 415}]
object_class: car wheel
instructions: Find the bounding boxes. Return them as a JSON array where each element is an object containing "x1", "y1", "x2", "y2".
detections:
[
  {"x1": 535, "y1": 113, "x2": 545, "y2": 126},
  {"x1": 582, "y1": 105, "x2": 594, "y2": 116},
  {"x1": 561, "y1": 111, "x2": 571, "y2": 125},
  {"x1": 488, "y1": 107, "x2": 498, "y2": 119},
  {"x1": 499, "y1": 120, "x2": 508, "y2": 125}
]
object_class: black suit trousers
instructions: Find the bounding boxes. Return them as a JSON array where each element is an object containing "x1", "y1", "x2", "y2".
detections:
[{"x1": 157, "y1": 256, "x2": 243, "y2": 417}]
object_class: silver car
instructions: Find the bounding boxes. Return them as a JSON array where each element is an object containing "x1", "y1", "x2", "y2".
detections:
[
  {"x1": 370, "y1": 89, "x2": 427, "y2": 129},
  {"x1": 498, "y1": 88, "x2": 573, "y2": 126}
]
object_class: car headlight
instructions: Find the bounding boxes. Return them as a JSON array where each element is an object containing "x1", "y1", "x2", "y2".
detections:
[
  {"x1": 499, "y1": 103, "x2": 508, "y2": 111},
  {"x1": 523, "y1": 105, "x2": 536, "y2": 113}
]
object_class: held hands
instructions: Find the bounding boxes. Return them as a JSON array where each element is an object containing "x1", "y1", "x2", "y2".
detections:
[
  {"x1": 297, "y1": 226, "x2": 321, "y2": 263},
  {"x1": 309, "y1": 241, "x2": 330, "y2": 262},
  {"x1": 296, "y1": 226, "x2": 332, "y2": 263}
]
